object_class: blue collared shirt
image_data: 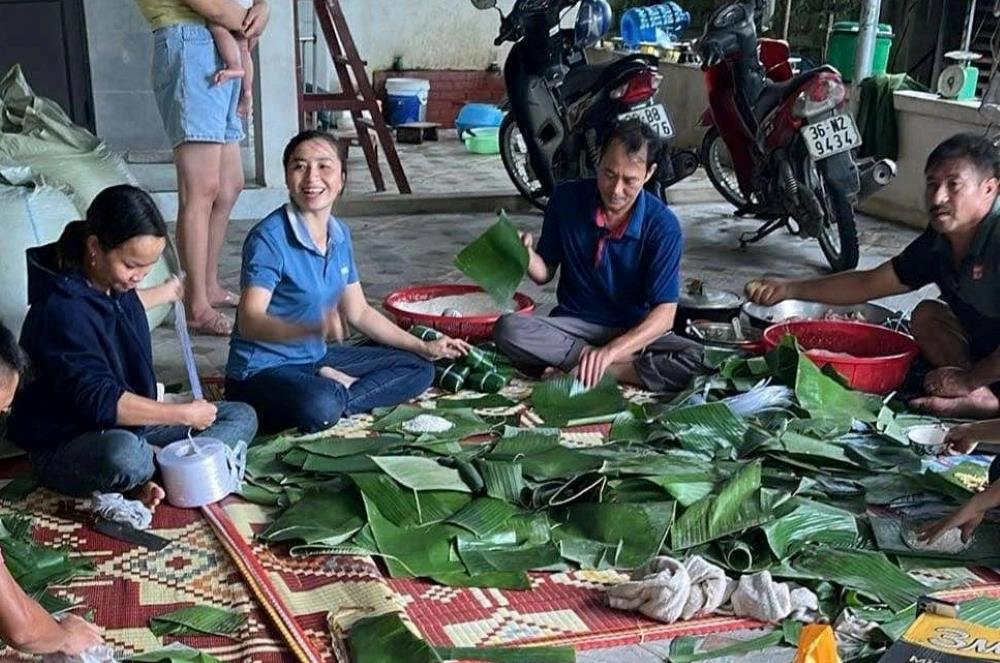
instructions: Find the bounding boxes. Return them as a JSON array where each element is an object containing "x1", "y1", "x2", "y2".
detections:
[
  {"x1": 536, "y1": 179, "x2": 683, "y2": 329},
  {"x1": 226, "y1": 204, "x2": 359, "y2": 379}
]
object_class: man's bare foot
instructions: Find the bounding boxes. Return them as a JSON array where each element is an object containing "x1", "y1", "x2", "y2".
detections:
[
  {"x1": 207, "y1": 287, "x2": 240, "y2": 309},
  {"x1": 127, "y1": 481, "x2": 166, "y2": 511},
  {"x1": 237, "y1": 91, "x2": 253, "y2": 118},
  {"x1": 318, "y1": 366, "x2": 358, "y2": 389},
  {"x1": 909, "y1": 386, "x2": 1000, "y2": 419},
  {"x1": 213, "y1": 68, "x2": 245, "y2": 86}
]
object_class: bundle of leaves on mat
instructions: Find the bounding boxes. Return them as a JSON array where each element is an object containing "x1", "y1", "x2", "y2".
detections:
[
  {"x1": 410, "y1": 326, "x2": 513, "y2": 394},
  {"x1": 0, "y1": 513, "x2": 92, "y2": 614},
  {"x1": 148, "y1": 605, "x2": 246, "y2": 639},
  {"x1": 126, "y1": 643, "x2": 223, "y2": 663},
  {"x1": 242, "y1": 335, "x2": 992, "y2": 657}
]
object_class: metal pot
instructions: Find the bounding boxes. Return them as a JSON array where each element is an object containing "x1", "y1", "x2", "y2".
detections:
[
  {"x1": 741, "y1": 299, "x2": 895, "y2": 330},
  {"x1": 674, "y1": 283, "x2": 744, "y2": 334}
]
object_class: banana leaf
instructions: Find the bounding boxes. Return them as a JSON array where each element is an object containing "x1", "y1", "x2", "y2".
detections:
[
  {"x1": 372, "y1": 455, "x2": 472, "y2": 493},
  {"x1": 643, "y1": 472, "x2": 716, "y2": 507},
  {"x1": 488, "y1": 428, "x2": 562, "y2": 458},
  {"x1": 790, "y1": 546, "x2": 929, "y2": 611},
  {"x1": 298, "y1": 435, "x2": 406, "y2": 458},
  {"x1": 239, "y1": 483, "x2": 284, "y2": 506},
  {"x1": 671, "y1": 461, "x2": 784, "y2": 550},
  {"x1": 605, "y1": 477, "x2": 674, "y2": 504},
  {"x1": 660, "y1": 402, "x2": 749, "y2": 456},
  {"x1": 453, "y1": 212, "x2": 529, "y2": 306},
  {"x1": 609, "y1": 449, "x2": 717, "y2": 476},
  {"x1": 784, "y1": 337, "x2": 878, "y2": 424},
  {"x1": 868, "y1": 512, "x2": 1000, "y2": 566},
  {"x1": 245, "y1": 436, "x2": 301, "y2": 480},
  {"x1": 127, "y1": 644, "x2": 223, "y2": 663},
  {"x1": 457, "y1": 535, "x2": 563, "y2": 574},
  {"x1": 149, "y1": 605, "x2": 246, "y2": 638},
  {"x1": 373, "y1": 406, "x2": 492, "y2": 440},
  {"x1": 350, "y1": 473, "x2": 470, "y2": 527},
  {"x1": 362, "y1": 494, "x2": 468, "y2": 578},
  {"x1": 348, "y1": 612, "x2": 576, "y2": 663},
  {"x1": 552, "y1": 501, "x2": 675, "y2": 568},
  {"x1": 768, "y1": 430, "x2": 861, "y2": 468},
  {"x1": 0, "y1": 474, "x2": 38, "y2": 502},
  {"x1": 762, "y1": 498, "x2": 859, "y2": 559},
  {"x1": 0, "y1": 517, "x2": 92, "y2": 595},
  {"x1": 530, "y1": 375, "x2": 627, "y2": 427},
  {"x1": 446, "y1": 498, "x2": 524, "y2": 537},
  {"x1": 716, "y1": 536, "x2": 768, "y2": 572},
  {"x1": 258, "y1": 489, "x2": 365, "y2": 546},
  {"x1": 430, "y1": 570, "x2": 532, "y2": 590},
  {"x1": 518, "y1": 447, "x2": 607, "y2": 481},
  {"x1": 609, "y1": 404, "x2": 653, "y2": 443},
  {"x1": 435, "y1": 393, "x2": 517, "y2": 410},
  {"x1": 477, "y1": 460, "x2": 527, "y2": 503},
  {"x1": 668, "y1": 629, "x2": 786, "y2": 662}
]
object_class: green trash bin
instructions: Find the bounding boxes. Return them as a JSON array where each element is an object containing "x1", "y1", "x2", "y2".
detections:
[{"x1": 826, "y1": 21, "x2": 894, "y2": 83}]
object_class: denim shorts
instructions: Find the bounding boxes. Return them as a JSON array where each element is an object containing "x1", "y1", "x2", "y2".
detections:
[{"x1": 151, "y1": 24, "x2": 244, "y2": 147}]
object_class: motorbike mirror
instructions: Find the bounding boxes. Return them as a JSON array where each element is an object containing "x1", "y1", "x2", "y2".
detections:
[
  {"x1": 471, "y1": 0, "x2": 497, "y2": 9},
  {"x1": 756, "y1": 0, "x2": 776, "y2": 30}
]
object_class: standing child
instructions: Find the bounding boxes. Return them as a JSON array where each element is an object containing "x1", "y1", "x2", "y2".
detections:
[{"x1": 208, "y1": 0, "x2": 255, "y2": 117}]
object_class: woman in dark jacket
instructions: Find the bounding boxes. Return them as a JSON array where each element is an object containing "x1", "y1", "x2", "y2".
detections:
[{"x1": 8, "y1": 184, "x2": 257, "y2": 507}]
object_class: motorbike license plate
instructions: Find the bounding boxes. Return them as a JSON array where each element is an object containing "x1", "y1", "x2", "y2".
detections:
[
  {"x1": 801, "y1": 114, "x2": 862, "y2": 160},
  {"x1": 618, "y1": 104, "x2": 674, "y2": 138}
]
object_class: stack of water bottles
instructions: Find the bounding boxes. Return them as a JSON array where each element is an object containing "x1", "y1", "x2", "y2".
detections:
[{"x1": 620, "y1": 2, "x2": 691, "y2": 49}]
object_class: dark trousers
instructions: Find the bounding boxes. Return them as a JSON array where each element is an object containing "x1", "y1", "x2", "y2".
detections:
[
  {"x1": 493, "y1": 313, "x2": 705, "y2": 392},
  {"x1": 30, "y1": 401, "x2": 258, "y2": 497},
  {"x1": 226, "y1": 344, "x2": 434, "y2": 434}
]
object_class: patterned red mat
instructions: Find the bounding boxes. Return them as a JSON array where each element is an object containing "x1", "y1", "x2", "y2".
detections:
[{"x1": 0, "y1": 458, "x2": 293, "y2": 662}]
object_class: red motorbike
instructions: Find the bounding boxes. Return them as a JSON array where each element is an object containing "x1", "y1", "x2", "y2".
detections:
[{"x1": 697, "y1": 0, "x2": 895, "y2": 271}]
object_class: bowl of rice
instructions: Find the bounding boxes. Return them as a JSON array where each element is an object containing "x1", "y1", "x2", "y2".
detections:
[{"x1": 384, "y1": 284, "x2": 535, "y2": 341}]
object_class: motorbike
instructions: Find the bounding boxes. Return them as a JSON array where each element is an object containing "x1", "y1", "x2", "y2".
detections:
[
  {"x1": 471, "y1": 0, "x2": 698, "y2": 209},
  {"x1": 697, "y1": 0, "x2": 896, "y2": 271}
]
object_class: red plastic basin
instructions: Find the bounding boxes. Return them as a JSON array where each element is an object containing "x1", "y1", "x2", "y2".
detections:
[
  {"x1": 383, "y1": 284, "x2": 535, "y2": 342},
  {"x1": 762, "y1": 320, "x2": 919, "y2": 394}
]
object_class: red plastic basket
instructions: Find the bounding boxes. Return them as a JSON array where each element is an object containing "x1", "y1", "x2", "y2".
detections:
[
  {"x1": 762, "y1": 320, "x2": 919, "y2": 394},
  {"x1": 383, "y1": 284, "x2": 535, "y2": 342}
]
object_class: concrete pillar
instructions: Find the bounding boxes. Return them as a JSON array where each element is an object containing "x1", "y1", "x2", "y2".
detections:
[{"x1": 253, "y1": 0, "x2": 300, "y2": 187}]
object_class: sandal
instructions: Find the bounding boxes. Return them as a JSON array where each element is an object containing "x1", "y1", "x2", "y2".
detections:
[
  {"x1": 210, "y1": 290, "x2": 241, "y2": 309},
  {"x1": 188, "y1": 311, "x2": 233, "y2": 337}
]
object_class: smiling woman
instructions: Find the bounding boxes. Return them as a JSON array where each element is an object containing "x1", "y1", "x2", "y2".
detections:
[{"x1": 224, "y1": 130, "x2": 471, "y2": 434}]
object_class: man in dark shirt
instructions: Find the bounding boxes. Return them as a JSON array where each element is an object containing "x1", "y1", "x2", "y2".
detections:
[
  {"x1": 493, "y1": 121, "x2": 704, "y2": 391},
  {"x1": 746, "y1": 133, "x2": 1000, "y2": 417}
]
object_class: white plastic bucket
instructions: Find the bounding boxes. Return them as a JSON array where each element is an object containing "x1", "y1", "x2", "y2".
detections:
[{"x1": 385, "y1": 78, "x2": 430, "y2": 125}]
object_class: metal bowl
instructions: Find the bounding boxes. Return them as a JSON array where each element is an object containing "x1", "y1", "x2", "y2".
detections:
[
  {"x1": 686, "y1": 320, "x2": 765, "y2": 352},
  {"x1": 742, "y1": 299, "x2": 895, "y2": 329}
]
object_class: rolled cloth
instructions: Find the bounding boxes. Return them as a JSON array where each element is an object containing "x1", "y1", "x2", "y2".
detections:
[
  {"x1": 89, "y1": 492, "x2": 153, "y2": 530},
  {"x1": 607, "y1": 557, "x2": 818, "y2": 625}
]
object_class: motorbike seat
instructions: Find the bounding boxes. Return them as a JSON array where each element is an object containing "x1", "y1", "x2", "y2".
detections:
[
  {"x1": 753, "y1": 65, "x2": 839, "y2": 121},
  {"x1": 560, "y1": 54, "x2": 658, "y2": 103}
]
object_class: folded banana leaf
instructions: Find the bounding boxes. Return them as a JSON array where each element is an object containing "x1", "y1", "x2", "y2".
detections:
[
  {"x1": 552, "y1": 501, "x2": 675, "y2": 568},
  {"x1": 351, "y1": 473, "x2": 470, "y2": 528},
  {"x1": 790, "y1": 546, "x2": 929, "y2": 611},
  {"x1": 363, "y1": 493, "x2": 469, "y2": 578},
  {"x1": 477, "y1": 460, "x2": 527, "y2": 503},
  {"x1": 446, "y1": 498, "x2": 524, "y2": 537},
  {"x1": 430, "y1": 570, "x2": 532, "y2": 590},
  {"x1": 660, "y1": 402, "x2": 749, "y2": 456},
  {"x1": 608, "y1": 404, "x2": 653, "y2": 443},
  {"x1": 671, "y1": 461, "x2": 786, "y2": 550},
  {"x1": 372, "y1": 455, "x2": 473, "y2": 493},
  {"x1": 453, "y1": 211, "x2": 529, "y2": 306},
  {"x1": 348, "y1": 612, "x2": 576, "y2": 663},
  {"x1": 785, "y1": 339, "x2": 878, "y2": 424},
  {"x1": 457, "y1": 535, "x2": 563, "y2": 575},
  {"x1": 762, "y1": 498, "x2": 859, "y2": 559},
  {"x1": 297, "y1": 435, "x2": 406, "y2": 458},
  {"x1": 245, "y1": 436, "x2": 299, "y2": 480},
  {"x1": 126, "y1": 644, "x2": 223, "y2": 663},
  {"x1": 434, "y1": 393, "x2": 517, "y2": 410},
  {"x1": 716, "y1": 536, "x2": 769, "y2": 572},
  {"x1": 373, "y1": 406, "x2": 492, "y2": 440},
  {"x1": 258, "y1": 489, "x2": 365, "y2": 546},
  {"x1": 149, "y1": 605, "x2": 246, "y2": 638},
  {"x1": 0, "y1": 515, "x2": 92, "y2": 596},
  {"x1": 530, "y1": 375, "x2": 627, "y2": 427},
  {"x1": 488, "y1": 428, "x2": 562, "y2": 458},
  {"x1": 640, "y1": 473, "x2": 716, "y2": 507}
]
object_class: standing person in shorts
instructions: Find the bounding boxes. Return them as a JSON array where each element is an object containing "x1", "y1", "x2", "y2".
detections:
[{"x1": 135, "y1": 0, "x2": 270, "y2": 336}]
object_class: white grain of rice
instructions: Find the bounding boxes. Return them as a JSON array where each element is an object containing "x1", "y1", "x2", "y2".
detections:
[
  {"x1": 902, "y1": 523, "x2": 971, "y2": 554},
  {"x1": 396, "y1": 293, "x2": 515, "y2": 317},
  {"x1": 401, "y1": 414, "x2": 455, "y2": 434}
]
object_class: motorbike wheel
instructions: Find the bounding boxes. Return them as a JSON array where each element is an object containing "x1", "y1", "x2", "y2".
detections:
[
  {"x1": 817, "y1": 180, "x2": 859, "y2": 272},
  {"x1": 700, "y1": 127, "x2": 748, "y2": 208},
  {"x1": 499, "y1": 115, "x2": 548, "y2": 210}
]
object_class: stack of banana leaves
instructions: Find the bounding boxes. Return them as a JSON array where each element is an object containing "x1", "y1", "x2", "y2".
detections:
[{"x1": 243, "y1": 337, "x2": 1000, "y2": 661}]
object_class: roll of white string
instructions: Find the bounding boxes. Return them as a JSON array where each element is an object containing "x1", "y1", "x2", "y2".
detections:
[{"x1": 157, "y1": 436, "x2": 246, "y2": 508}]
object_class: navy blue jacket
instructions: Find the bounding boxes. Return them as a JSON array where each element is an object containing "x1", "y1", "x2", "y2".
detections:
[{"x1": 8, "y1": 243, "x2": 157, "y2": 452}]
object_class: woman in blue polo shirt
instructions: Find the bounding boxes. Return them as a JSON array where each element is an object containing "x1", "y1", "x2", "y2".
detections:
[{"x1": 226, "y1": 130, "x2": 469, "y2": 433}]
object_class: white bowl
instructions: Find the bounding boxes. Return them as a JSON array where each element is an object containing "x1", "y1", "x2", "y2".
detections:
[{"x1": 907, "y1": 424, "x2": 949, "y2": 456}]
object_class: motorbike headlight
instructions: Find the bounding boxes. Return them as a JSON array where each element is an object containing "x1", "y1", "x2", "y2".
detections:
[{"x1": 792, "y1": 78, "x2": 846, "y2": 118}]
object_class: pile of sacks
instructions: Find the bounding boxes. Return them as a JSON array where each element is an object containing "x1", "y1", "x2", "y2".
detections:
[
  {"x1": 607, "y1": 555, "x2": 819, "y2": 624},
  {"x1": 0, "y1": 64, "x2": 170, "y2": 333}
]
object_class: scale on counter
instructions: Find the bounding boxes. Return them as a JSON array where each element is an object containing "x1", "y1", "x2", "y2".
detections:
[{"x1": 937, "y1": 51, "x2": 982, "y2": 100}]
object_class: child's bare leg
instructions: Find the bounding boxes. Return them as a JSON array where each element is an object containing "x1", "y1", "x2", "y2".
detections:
[
  {"x1": 236, "y1": 37, "x2": 255, "y2": 116},
  {"x1": 209, "y1": 24, "x2": 245, "y2": 86}
]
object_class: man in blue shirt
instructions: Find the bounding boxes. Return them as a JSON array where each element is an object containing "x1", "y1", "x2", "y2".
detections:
[{"x1": 493, "y1": 121, "x2": 704, "y2": 391}]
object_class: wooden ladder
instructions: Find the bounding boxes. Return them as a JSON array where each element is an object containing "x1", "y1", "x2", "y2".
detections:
[{"x1": 294, "y1": 0, "x2": 411, "y2": 194}]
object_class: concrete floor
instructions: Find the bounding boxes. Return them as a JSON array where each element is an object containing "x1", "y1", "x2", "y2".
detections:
[{"x1": 152, "y1": 199, "x2": 930, "y2": 384}]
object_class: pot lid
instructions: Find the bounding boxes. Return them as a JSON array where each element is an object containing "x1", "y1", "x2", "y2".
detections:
[{"x1": 679, "y1": 280, "x2": 743, "y2": 309}]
